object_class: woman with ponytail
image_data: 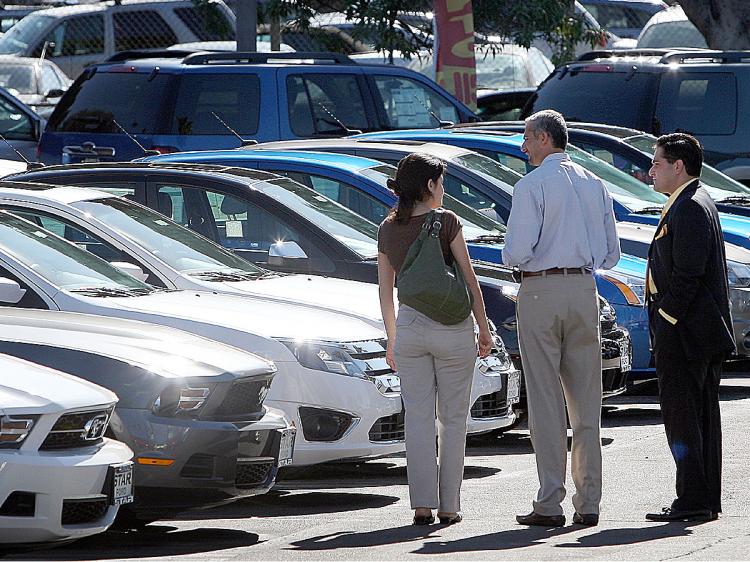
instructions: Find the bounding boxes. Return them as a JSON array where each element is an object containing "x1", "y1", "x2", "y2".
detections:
[{"x1": 377, "y1": 153, "x2": 493, "y2": 526}]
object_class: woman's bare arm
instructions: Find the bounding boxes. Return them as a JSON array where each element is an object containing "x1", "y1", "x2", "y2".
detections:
[{"x1": 377, "y1": 251, "x2": 398, "y2": 370}]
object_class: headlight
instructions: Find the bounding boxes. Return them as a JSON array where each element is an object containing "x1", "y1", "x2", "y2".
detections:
[
  {"x1": 279, "y1": 340, "x2": 368, "y2": 378},
  {"x1": 727, "y1": 260, "x2": 750, "y2": 288},
  {"x1": 598, "y1": 271, "x2": 645, "y2": 306},
  {"x1": 0, "y1": 415, "x2": 36, "y2": 448},
  {"x1": 153, "y1": 384, "x2": 213, "y2": 417}
]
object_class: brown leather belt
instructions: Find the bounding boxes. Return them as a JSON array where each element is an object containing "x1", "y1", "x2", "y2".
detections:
[{"x1": 521, "y1": 267, "x2": 590, "y2": 279}]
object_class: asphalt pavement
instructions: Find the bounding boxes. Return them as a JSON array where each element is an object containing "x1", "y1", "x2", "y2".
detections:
[{"x1": 7, "y1": 374, "x2": 750, "y2": 561}]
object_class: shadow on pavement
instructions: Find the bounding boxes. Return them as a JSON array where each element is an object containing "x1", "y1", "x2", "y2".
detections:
[
  {"x1": 601, "y1": 406, "x2": 664, "y2": 428},
  {"x1": 180, "y1": 490, "x2": 400, "y2": 520},
  {"x1": 555, "y1": 522, "x2": 697, "y2": 548},
  {"x1": 288, "y1": 525, "x2": 440, "y2": 551},
  {"x1": 413, "y1": 525, "x2": 578, "y2": 554},
  {"x1": 4, "y1": 527, "x2": 260, "y2": 560}
]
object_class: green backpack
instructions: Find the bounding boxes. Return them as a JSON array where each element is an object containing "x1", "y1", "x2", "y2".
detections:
[{"x1": 397, "y1": 210, "x2": 473, "y2": 325}]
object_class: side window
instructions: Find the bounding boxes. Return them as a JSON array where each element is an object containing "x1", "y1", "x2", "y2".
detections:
[
  {"x1": 279, "y1": 170, "x2": 389, "y2": 224},
  {"x1": 0, "y1": 96, "x2": 33, "y2": 141},
  {"x1": 174, "y1": 5, "x2": 233, "y2": 41},
  {"x1": 36, "y1": 15, "x2": 105, "y2": 57},
  {"x1": 286, "y1": 74, "x2": 369, "y2": 137},
  {"x1": 0, "y1": 263, "x2": 48, "y2": 309},
  {"x1": 443, "y1": 174, "x2": 498, "y2": 217},
  {"x1": 474, "y1": 148, "x2": 530, "y2": 175},
  {"x1": 114, "y1": 10, "x2": 177, "y2": 51},
  {"x1": 41, "y1": 64, "x2": 62, "y2": 92},
  {"x1": 574, "y1": 141, "x2": 652, "y2": 185},
  {"x1": 372, "y1": 75, "x2": 459, "y2": 128},
  {"x1": 657, "y1": 72, "x2": 737, "y2": 135}
]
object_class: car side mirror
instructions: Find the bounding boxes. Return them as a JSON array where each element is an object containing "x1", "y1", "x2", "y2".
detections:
[
  {"x1": 45, "y1": 88, "x2": 65, "y2": 99},
  {"x1": 268, "y1": 241, "x2": 308, "y2": 267},
  {"x1": 0, "y1": 278, "x2": 26, "y2": 304},
  {"x1": 110, "y1": 261, "x2": 149, "y2": 282}
]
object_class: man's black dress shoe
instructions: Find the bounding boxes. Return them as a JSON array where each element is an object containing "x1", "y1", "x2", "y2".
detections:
[
  {"x1": 516, "y1": 511, "x2": 566, "y2": 527},
  {"x1": 573, "y1": 512, "x2": 599, "y2": 526},
  {"x1": 645, "y1": 507, "x2": 713, "y2": 522}
]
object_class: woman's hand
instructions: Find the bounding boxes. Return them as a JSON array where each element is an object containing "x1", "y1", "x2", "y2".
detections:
[
  {"x1": 386, "y1": 338, "x2": 397, "y2": 371},
  {"x1": 478, "y1": 328, "x2": 493, "y2": 359}
]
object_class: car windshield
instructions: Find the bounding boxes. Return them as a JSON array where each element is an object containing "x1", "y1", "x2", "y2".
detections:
[
  {"x1": 452, "y1": 152, "x2": 521, "y2": 192},
  {"x1": 566, "y1": 144, "x2": 668, "y2": 211},
  {"x1": 0, "y1": 14, "x2": 53, "y2": 54},
  {"x1": 360, "y1": 163, "x2": 505, "y2": 238},
  {"x1": 263, "y1": 178, "x2": 380, "y2": 258},
  {"x1": 624, "y1": 134, "x2": 750, "y2": 197},
  {"x1": 0, "y1": 64, "x2": 35, "y2": 94},
  {"x1": 71, "y1": 197, "x2": 267, "y2": 277},
  {"x1": 0, "y1": 211, "x2": 151, "y2": 291}
]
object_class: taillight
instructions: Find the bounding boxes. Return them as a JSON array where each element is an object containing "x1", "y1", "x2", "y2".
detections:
[
  {"x1": 150, "y1": 145, "x2": 178, "y2": 154},
  {"x1": 580, "y1": 64, "x2": 612, "y2": 72}
]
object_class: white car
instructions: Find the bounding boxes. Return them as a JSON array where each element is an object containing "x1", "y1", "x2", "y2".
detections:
[
  {"x1": 0, "y1": 354, "x2": 133, "y2": 544},
  {"x1": 0, "y1": 185, "x2": 520, "y2": 437}
]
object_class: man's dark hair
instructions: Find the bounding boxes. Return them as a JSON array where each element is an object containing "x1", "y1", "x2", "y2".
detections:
[{"x1": 655, "y1": 133, "x2": 703, "y2": 177}]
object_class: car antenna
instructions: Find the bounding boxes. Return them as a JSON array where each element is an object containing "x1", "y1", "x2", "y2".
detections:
[
  {"x1": 210, "y1": 112, "x2": 257, "y2": 147},
  {"x1": 0, "y1": 131, "x2": 44, "y2": 170},
  {"x1": 112, "y1": 119, "x2": 160, "y2": 157},
  {"x1": 316, "y1": 102, "x2": 362, "y2": 136},
  {"x1": 412, "y1": 94, "x2": 454, "y2": 128}
]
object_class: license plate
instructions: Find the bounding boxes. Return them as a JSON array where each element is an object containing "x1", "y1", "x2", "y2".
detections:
[
  {"x1": 478, "y1": 355, "x2": 503, "y2": 373},
  {"x1": 506, "y1": 371, "x2": 521, "y2": 404},
  {"x1": 619, "y1": 340, "x2": 631, "y2": 372},
  {"x1": 110, "y1": 462, "x2": 134, "y2": 506},
  {"x1": 278, "y1": 428, "x2": 295, "y2": 467}
]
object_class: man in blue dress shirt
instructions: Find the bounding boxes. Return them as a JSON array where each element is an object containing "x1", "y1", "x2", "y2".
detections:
[{"x1": 504, "y1": 110, "x2": 620, "y2": 527}]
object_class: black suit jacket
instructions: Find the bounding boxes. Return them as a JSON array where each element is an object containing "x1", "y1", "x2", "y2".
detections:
[{"x1": 647, "y1": 180, "x2": 735, "y2": 360}]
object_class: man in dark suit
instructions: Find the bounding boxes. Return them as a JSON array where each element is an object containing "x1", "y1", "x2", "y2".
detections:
[{"x1": 645, "y1": 133, "x2": 735, "y2": 522}]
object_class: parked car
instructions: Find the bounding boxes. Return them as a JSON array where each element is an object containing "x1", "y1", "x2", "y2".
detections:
[
  {"x1": 0, "y1": 55, "x2": 71, "y2": 118},
  {"x1": 636, "y1": 5, "x2": 706, "y2": 48},
  {"x1": 0, "y1": 0, "x2": 236, "y2": 78},
  {"x1": 476, "y1": 87, "x2": 536, "y2": 122},
  {"x1": 523, "y1": 48, "x2": 750, "y2": 183},
  {"x1": 0, "y1": 86, "x2": 44, "y2": 162},
  {"x1": 0, "y1": 209, "x2": 406, "y2": 466},
  {"x1": 581, "y1": 0, "x2": 667, "y2": 39},
  {"x1": 37, "y1": 49, "x2": 477, "y2": 164},
  {"x1": 0, "y1": 353, "x2": 133, "y2": 544},
  {"x1": 0, "y1": 307, "x2": 292, "y2": 525}
]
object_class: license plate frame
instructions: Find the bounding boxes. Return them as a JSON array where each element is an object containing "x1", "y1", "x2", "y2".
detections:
[
  {"x1": 619, "y1": 340, "x2": 631, "y2": 372},
  {"x1": 278, "y1": 428, "x2": 295, "y2": 467},
  {"x1": 506, "y1": 371, "x2": 521, "y2": 404},
  {"x1": 109, "y1": 461, "x2": 134, "y2": 506}
]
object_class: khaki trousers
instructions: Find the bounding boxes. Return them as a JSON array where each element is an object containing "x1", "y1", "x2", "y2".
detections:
[
  {"x1": 517, "y1": 274, "x2": 603, "y2": 516},
  {"x1": 394, "y1": 305, "x2": 476, "y2": 513}
]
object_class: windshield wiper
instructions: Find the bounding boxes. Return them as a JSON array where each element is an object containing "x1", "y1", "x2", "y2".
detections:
[
  {"x1": 631, "y1": 206, "x2": 663, "y2": 215},
  {"x1": 718, "y1": 196, "x2": 750, "y2": 206},
  {"x1": 69, "y1": 286, "x2": 145, "y2": 297},
  {"x1": 468, "y1": 233, "x2": 505, "y2": 244},
  {"x1": 190, "y1": 270, "x2": 265, "y2": 282}
]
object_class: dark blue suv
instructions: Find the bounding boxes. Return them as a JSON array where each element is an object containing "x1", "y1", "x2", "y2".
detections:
[{"x1": 37, "y1": 50, "x2": 477, "y2": 164}]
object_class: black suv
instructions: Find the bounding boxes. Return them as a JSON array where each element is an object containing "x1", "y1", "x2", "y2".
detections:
[{"x1": 524, "y1": 49, "x2": 750, "y2": 184}]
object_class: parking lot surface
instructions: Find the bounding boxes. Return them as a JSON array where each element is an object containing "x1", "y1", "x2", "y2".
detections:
[{"x1": 8, "y1": 375, "x2": 750, "y2": 561}]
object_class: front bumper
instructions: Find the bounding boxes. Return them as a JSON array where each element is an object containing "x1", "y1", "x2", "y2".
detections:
[
  {"x1": 112, "y1": 406, "x2": 292, "y2": 516},
  {"x1": 0, "y1": 438, "x2": 132, "y2": 544},
  {"x1": 467, "y1": 359, "x2": 520, "y2": 434}
]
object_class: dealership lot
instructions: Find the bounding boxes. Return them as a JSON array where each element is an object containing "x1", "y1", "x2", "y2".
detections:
[{"x1": 9, "y1": 374, "x2": 749, "y2": 561}]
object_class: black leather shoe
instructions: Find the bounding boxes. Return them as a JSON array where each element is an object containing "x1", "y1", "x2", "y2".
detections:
[
  {"x1": 438, "y1": 513, "x2": 462, "y2": 525},
  {"x1": 516, "y1": 511, "x2": 566, "y2": 527},
  {"x1": 413, "y1": 513, "x2": 435, "y2": 525},
  {"x1": 573, "y1": 512, "x2": 599, "y2": 526},
  {"x1": 645, "y1": 507, "x2": 713, "y2": 522}
]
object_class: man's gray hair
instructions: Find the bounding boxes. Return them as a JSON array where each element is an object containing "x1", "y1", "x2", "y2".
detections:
[{"x1": 525, "y1": 110, "x2": 568, "y2": 149}]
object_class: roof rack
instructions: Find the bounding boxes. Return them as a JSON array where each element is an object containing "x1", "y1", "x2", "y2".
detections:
[
  {"x1": 577, "y1": 49, "x2": 686, "y2": 61},
  {"x1": 659, "y1": 50, "x2": 750, "y2": 64},
  {"x1": 577, "y1": 48, "x2": 750, "y2": 65},
  {"x1": 105, "y1": 49, "x2": 194, "y2": 63},
  {"x1": 182, "y1": 51, "x2": 354, "y2": 65}
]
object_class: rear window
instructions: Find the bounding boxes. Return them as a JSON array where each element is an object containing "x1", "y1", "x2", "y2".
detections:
[
  {"x1": 656, "y1": 72, "x2": 737, "y2": 135},
  {"x1": 529, "y1": 68, "x2": 660, "y2": 131},
  {"x1": 48, "y1": 71, "x2": 175, "y2": 134},
  {"x1": 175, "y1": 4, "x2": 233, "y2": 41},
  {"x1": 638, "y1": 21, "x2": 708, "y2": 49}
]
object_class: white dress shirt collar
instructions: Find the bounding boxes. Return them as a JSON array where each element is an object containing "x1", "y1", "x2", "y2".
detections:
[{"x1": 540, "y1": 151, "x2": 569, "y2": 166}]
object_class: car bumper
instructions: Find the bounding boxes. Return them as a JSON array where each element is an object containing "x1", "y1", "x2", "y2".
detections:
[
  {"x1": 601, "y1": 327, "x2": 631, "y2": 399},
  {"x1": 113, "y1": 406, "x2": 292, "y2": 516},
  {"x1": 0, "y1": 438, "x2": 132, "y2": 544}
]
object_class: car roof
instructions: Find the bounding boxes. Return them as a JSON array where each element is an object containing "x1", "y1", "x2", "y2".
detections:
[
  {"x1": 21, "y1": 0, "x2": 198, "y2": 18},
  {"x1": 362, "y1": 128, "x2": 526, "y2": 147},
  {"x1": 0, "y1": 181, "x2": 127, "y2": 204},
  {"x1": 253, "y1": 138, "x2": 479, "y2": 160},
  {"x1": 150, "y1": 149, "x2": 390, "y2": 172}
]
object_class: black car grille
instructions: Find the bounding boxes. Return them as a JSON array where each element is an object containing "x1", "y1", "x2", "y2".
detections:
[
  {"x1": 471, "y1": 386, "x2": 509, "y2": 419},
  {"x1": 368, "y1": 410, "x2": 405, "y2": 442},
  {"x1": 235, "y1": 459, "x2": 273, "y2": 488},
  {"x1": 61, "y1": 496, "x2": 108, "y2": 525},
  {"x1": 40, "y1": 408, "x2": 112, "y2": 450},
  {"x1": 180, "y1": 454, "x2": 215, "y2": 479},
  {"x1": 213, "y1": 376, "x2": 271, "y2": 419}
]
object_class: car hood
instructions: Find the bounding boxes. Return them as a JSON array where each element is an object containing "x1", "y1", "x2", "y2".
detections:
[
  {"x1": 196, "y1": 273, "x2": 384, "y2": 322},
  {"x1": 0, "y1": 309, "x2": 275, "y2": 379},
  {"x1": 0, "y1": 354, "x2": 116, "y2": 415},
  {"x1": 84, "y1": 289, "x2": 385, "y2": 342}
]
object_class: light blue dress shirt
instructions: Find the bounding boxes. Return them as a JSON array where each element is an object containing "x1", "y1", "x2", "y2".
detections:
[{"x1": 503, "y1": 152, "x2": 620, "y2": 272}]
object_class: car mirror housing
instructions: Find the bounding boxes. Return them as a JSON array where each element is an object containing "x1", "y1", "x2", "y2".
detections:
[
  {"x1": 45, "y1": 88, "x2": 65, "y2": 99},
  {"x1": 268, "y1": 241, "x2": 308, "y2": 266},
  {"x1": 0, "y1": 278, "x2": 26, "y2": 304},
  {"x1": 110, "y1": 262, "x2": 149, "y2": 282}
]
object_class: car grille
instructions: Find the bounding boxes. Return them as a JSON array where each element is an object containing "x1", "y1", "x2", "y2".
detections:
[
  {"x1": 61, "y1": 496, "x2": 108, "y2": 525},
  {"x1": 40, "y1": 407, "x2": 112, "y2": 450},
  {"x1": 213, "y1": 376, "x2": 272, "y2": 420},
  {"x1": 235, "y1": 459, "x2": 274, "y2": 488},
  {"x1": 471, "y1": 385, "x2": 509, "y2": 419},
  {"x1": 180, "y1": 453, "x2": 215, "y2": 479},
  {"x1": 369, "y1": 410, "x2": 405, "y2": 442}
]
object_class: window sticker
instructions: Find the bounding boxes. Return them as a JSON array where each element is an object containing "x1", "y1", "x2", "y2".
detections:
[
  {"x1": 391, "y1": 87, "x2": 432, "y2": 127},
  {"x1": 225, "y1": 220, "x2": 243, "y2": 238}
]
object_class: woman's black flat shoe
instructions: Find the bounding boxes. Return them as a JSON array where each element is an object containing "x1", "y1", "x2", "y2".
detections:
[
  {"x1": 438, "y1": 513, "x2": 462, "y2": 525},
  {"x1": 413, "y1": 514, "x2": 435, "y2": 525}
]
